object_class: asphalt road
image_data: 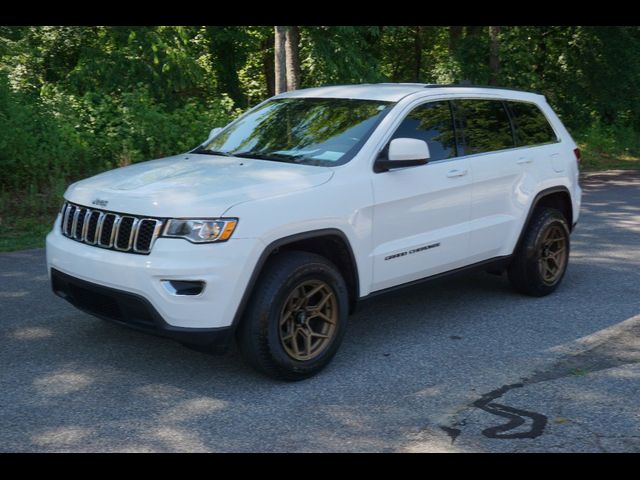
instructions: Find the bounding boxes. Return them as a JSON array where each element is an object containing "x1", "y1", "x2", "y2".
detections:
[{"x1": 1, "y1": 170, "x2": 639, "y2": 452}]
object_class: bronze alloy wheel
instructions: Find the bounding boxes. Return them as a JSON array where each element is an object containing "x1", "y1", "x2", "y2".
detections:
[
  {"x1": 538, "y1": 225, "x2": 568, "y2": 285},
  {"x1": 279, "y1": 280, "x2": 338, "y2": 361}
]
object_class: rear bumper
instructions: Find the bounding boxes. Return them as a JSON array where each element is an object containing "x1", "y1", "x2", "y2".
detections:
[
  {"x1": 572, "y1": 183, "x2": 582, "y2": 228},
  {"x1": 51, "y1": 268, "x2": 233, "y2": 349}
]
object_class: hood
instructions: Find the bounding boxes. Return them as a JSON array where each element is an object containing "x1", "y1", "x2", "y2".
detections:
[{"x1": 64, "y1": 153, "x2": 334, "y2": 217}]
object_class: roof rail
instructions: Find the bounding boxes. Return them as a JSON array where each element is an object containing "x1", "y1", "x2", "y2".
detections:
[
  {"x1": 423, "y1": 83, "x2": 541, "y2": 95},
  {"x1": 373, "y1": 82, "x2": 428, "y2": 87}
]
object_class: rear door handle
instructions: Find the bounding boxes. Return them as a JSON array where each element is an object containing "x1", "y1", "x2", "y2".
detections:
[
  {"x1": 517, "y1": 157, "x2": 533, "y2": 164},
  {"x1": 446, "y1": 169, "x2": 468, "y2": 178}
]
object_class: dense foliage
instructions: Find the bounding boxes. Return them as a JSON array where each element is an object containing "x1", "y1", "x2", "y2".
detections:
[
  {"x1": 2, "y1": 26, "x2": 640, "y2": 188},
  {"x1": 1, "y1": 26, "x2": 639, "y2": 245}
]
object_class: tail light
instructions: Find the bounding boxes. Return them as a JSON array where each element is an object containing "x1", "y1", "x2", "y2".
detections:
[{"x1": 573, "y1": 147, "x2": 581, "y2": 164}]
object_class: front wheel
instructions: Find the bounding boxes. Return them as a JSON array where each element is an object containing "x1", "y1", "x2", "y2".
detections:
[
  {"x1": 237, "y1": 251, "x2": 349, "y2": 381},
  {"x1": 508, "y1": 208, "x2": 571, "y2": 297}
]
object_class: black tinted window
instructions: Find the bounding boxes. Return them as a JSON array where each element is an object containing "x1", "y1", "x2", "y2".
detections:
[
  {"x1": 455, "y1": 100, "x2": 514, "y2": 155},
  {"x1": 508, "y1": 101, "x2": 558, "y2": 146},
  {"x1": 391, "y1": 101, "x2": 456, "y2": 161}
]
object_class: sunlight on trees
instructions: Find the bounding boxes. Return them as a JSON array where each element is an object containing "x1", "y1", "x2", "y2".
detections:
[{"x1": 1, "y1": 25, "x2": 639, "y2": 195}]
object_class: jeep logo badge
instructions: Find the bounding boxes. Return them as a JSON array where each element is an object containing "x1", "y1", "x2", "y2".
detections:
[{"x1": 92, "y1": 198, "x2": 109, "y2": 207}]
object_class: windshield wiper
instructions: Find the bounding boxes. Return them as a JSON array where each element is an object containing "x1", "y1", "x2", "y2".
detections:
[
  {"x1": 233, "y1": 151, "x2": 302, "y2": 163},
  {"x1": 191, "y1": 146, "x2": 232, "y2": 156}
]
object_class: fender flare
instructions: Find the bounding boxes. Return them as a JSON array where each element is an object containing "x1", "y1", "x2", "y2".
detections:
[
  {"x1": 513, "y1": 185, "x2": 573, "y2": 252},
  {"x1": 230, "y1": 228, "x2": 360, "y2": 330}
]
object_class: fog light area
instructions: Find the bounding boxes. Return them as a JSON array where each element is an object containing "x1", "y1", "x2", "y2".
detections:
[{"x1": 161, "y1": 280, "x2": 205, "y2": 296}]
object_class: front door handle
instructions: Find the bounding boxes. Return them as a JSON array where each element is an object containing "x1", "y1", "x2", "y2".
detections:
[
  {"x1": 446, "y1": 168, "x2": 468, "y2": 178},
  {"x1": 517, "y1": 157, "x2": 533, "y2": 165}
]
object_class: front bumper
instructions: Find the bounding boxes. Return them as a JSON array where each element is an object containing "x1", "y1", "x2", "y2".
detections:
[
  {"x1": 46, "y1": 215, "x2": 264, "y2": 331},
  {"x1": 51, "y1": 268, "x2": 233, "y2": 349}
]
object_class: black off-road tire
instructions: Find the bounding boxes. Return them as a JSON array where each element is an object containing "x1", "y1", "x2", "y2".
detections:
[
  {"x1": 508, "y1": 208, "x2": 571, "y2": 297},
  {"x1": 237, "y1": 251, "x2": 349, "y2": 381}
]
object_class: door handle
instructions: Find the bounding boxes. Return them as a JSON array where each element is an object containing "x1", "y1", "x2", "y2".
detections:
[
  {"x1": 517, "y1": 157, "x2": 533, "y2": 164},
  {"x1": 446, "y1": 169, "x2": 468, "y2": 178}
]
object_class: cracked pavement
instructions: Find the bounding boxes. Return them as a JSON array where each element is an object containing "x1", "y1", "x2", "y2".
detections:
[{"x1": 1, "y1": 170, "x2": 639, "y2": 452}]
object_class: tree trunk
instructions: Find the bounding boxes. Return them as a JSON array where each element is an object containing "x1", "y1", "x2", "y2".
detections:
[
  {"x1": 489, "y1": 26, "x2": 501, "y2": 85},
  {"x1": 449, "y1": 26, "x2": 463, "y2": 54},
  {"x1": 413, "y1": 26, "x2": 422, "y2": 82},
  {"x1": 262, "y1": 32, "x2": 275, "y2": 98},
  {"x1": 533, "y1": 27, "x2": 551, "y2": 83},
  {"x1": 466, "y1": 26, "x2": 483, "y2": 37},
  {"x1": 274, "y1": 26, "x2": 287, "y2": 94},
  {"x1": 208, "y1": 26, "x2": 245, "y2": 108},
  {"x1": 284, "y1": 26, "x2": 300, "y2": 91}
]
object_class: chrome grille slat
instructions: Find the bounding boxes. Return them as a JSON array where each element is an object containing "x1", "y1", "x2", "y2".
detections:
[
  {"x1": 98, "y1": 213, "x2": 117, "y2": 247},
  {"x1": 85, "y1": 211, "x2": 102, "y2": 245},
  {"x1": 129, "y1": 218, "x2": 140, "y2": 250},
  {"x1": 74, "y1": 207, "x2": 87, "y2": 240},
  {"x1": 133, "y1": 219, "x2": 162, "y2": 253},
  {"x1": 64, "y1": 204, "x2": 77, "y2": 236},
  {"x1": 132, "y1": 220, "x2": 144, "y2": 252},
  {"x1": 110, "y1": 215, "x2": 122, "y2": 247},
  {"x1": 60, "y1": 202, "x2": 163, "y2": 255},
  {"x1": 114, "y1": 216, "x2": 136, "y2": 251},
  {"x1": 62, "y1": 204, "x2": 73, "y2": 236},
  {"x1": 95, "y1": 212, "x2": 107, "y2": 246},
  {"x1": 81, "y1": 209, "x2": 92, "y2": 242},
  {"x1": 71, "y1": 208, "x2": 81, "y2": 239}
]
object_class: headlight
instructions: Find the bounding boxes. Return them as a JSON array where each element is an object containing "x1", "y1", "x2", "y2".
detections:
[{"x1": 162, "y1": 218, "x2": 238, "y2": 243}]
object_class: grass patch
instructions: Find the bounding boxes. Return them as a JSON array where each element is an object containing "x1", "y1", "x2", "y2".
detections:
[
  {"x1": 579, "y1": 144, "x2": 640, "y2": 171},
  {"x1": 0, "y1": 187, "x2": 63, "y2": 252},
  {"x1": 0, "y1": 216, "x2": 55, "y2": 251},
  {"x1": 575, "y1": 122, "x2": 640, "y2": 171}
]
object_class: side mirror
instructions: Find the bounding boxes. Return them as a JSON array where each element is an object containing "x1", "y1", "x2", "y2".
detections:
[{"x1": 375, "y1": 138, "x2": 430, "y2": 172}]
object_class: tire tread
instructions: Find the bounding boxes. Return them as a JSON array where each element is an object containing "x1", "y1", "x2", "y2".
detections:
[
  {"x1": 508, "y1": 207, "x2": 570, "y2": 297},
  {"x1": 237, "y1": 250, "x2": 348, "y2": 381}
]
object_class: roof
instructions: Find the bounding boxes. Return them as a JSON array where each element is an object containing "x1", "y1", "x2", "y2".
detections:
[
  {"x1": 278, "y1": 84, "x2": 427, "y2": 102},
  {"x1": 277, "y1": 83, "x2": 544, "y2": 103}
]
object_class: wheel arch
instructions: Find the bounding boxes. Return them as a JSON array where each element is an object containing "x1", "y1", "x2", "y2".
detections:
[
  {"x1": 514, "y1": 186, "x2": 573, "y2": 253},
  {"x1": 231, "y1": 229, "x2": 360, "y2": 330}
]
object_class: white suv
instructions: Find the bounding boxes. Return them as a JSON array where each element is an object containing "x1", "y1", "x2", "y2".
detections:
[{"x1": 47, "y1": 83, "x2": 582, "y2": 380}]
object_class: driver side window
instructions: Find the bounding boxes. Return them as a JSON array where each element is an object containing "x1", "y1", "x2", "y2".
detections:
[{"x1": 391, "y1": 101, "x2": 457, "y2": 161}]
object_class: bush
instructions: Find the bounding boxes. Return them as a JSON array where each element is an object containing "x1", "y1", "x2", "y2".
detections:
[
  {"x1": 1, "y1": 75, "x2": 238, "y2": 251},
  {"x1": 1, "y1": 76, "x2": 236, "y2": 192},
  {"x1": 574, "y1": 120, "x2": 640, "y2": 157},
  {"x1": 573, "y1": 120, "x2": 640, "y2": 171},
  {"x1": 0, "y1": 76, "x2": 86, "y2": 190}
]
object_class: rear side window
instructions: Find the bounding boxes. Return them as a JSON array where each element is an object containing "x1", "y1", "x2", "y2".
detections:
[
  {"x1": 391, "y1": 100, "x2": 457, "y2": 161},
  {"x1": 454, "y1": 99, "x2": 514, "y2": 155},
  {"x1": 507, "y1": 101, "x2": 558, "y2": 146}
]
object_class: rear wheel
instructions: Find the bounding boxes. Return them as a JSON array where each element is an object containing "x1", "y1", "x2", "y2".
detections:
[
  {"x1": 237, "y1": 251, "x2": 348, "y2": 381},
  {"x1": 508, "y1": 208, "x2": 570, "y2": 297}
]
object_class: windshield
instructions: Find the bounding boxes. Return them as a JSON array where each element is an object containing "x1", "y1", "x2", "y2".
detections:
[{"x1": 196, "y1": 97, "x2": 394, "y2": 166}]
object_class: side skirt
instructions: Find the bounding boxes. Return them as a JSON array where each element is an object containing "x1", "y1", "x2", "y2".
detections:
[{"x1": 356, "y1": 255, "x2": 512, "y2": 308}]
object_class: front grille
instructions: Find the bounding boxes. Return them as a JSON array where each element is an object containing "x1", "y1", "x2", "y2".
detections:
[{"x1": 60, "y1": 202, "x2": 163, "y2": 254}]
